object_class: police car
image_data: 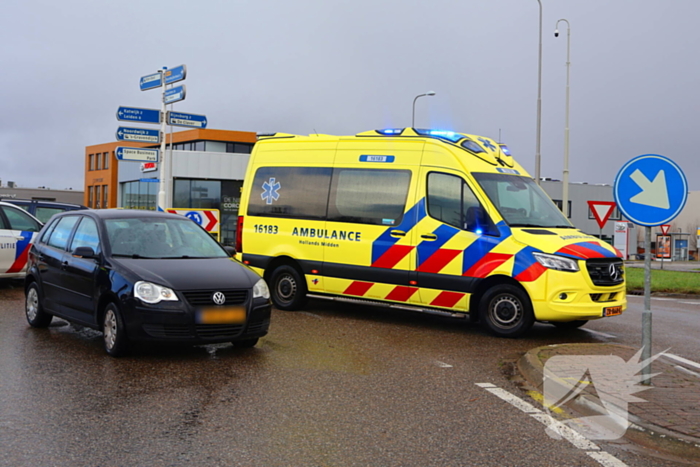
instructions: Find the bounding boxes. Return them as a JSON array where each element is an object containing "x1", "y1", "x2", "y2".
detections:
[{"x1": 0, "y1": 201, "x2": 42, "y2": 279}]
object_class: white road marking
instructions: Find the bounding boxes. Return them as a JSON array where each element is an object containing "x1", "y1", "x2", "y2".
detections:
[
  {"x1": 675, "y1": 365, "x2": 700, "y2": 378},
  {"x1": 530, "y1": 413, "x2": 600, "y2": 451},
  {"x1": 586, "y1": 451, "x2": 630, "y2": 467},
  {"x1": 679, "y1": 301, "x2": 700, "y2": 305},
  {"x1": 435, "y1": 361, "x2": 453, "y2": 368},
  {"x1": 476, "y1": 383, "x2": 630, "y2": 467},
  {"x1": 582, "y1": 329, "x2": 617, "y2": 339},
  {"x1": 665, "y1": 353, "x2": 700, "y2": 370}
]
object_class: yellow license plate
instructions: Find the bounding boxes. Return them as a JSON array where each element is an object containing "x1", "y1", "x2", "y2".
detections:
[
  {"x1": 603, "y1": 306, "x2": 622, "y2": 317},
  {"x1": 197, "y1": 307, "x2": 246, "y2": 324}
]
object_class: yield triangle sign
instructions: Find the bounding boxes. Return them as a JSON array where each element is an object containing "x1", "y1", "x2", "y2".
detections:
[
  {"x1": 587, "y1": 201, "x2": 616, "y2": 229},
  {"x1": 660, "y1": 224, "x2": 670, "y2": 235}
]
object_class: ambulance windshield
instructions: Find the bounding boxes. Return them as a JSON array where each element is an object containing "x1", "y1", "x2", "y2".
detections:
[{"x1": 473, "y1": 173, "x2": 573, "y2": 229}]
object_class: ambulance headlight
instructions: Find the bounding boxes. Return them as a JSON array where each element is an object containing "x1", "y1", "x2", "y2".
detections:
[
  {"x1": 253, "y1": 279, "x2": 270, "y2": 300},
  {"x1": 532, "y1": 252, "x2": 579, "y2": 272}
]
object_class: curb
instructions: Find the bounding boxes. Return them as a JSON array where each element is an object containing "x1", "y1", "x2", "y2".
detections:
[{"x1": 517, "y1": 344, "x2": 700, "y2": 457}]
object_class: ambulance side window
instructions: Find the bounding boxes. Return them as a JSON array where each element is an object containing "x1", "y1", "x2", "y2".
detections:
[
  {"x1": 247, "y1": 167, "x2": 332, "y2": 220},
  {"x1": 327, "y1": 169, "x2": 411, "y2": 226},
  {"x1": 427, "y1": 172, "x2": 496, "y2": 234}
]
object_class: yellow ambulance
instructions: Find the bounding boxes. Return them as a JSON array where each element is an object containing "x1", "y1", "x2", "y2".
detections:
[{"x1": 236, "y1": 128, "x2": 626, "y2": 337}]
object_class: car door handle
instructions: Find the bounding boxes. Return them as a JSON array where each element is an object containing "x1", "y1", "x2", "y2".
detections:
[
  {"x1": 15, "y1": 236, "x2": 25, "y2": 241},
  {"x1": 61, "y1": 261, "x2": 69, "y2": 270},
  {"x1": 390, "y1": 230, "x2": 406, "y2": 238},
  {"x1": 421, "y1": 234, "x2": 438, "y2": 240}
]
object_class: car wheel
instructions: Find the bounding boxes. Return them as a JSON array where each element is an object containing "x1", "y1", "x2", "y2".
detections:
[
  {"x1": 479, "y1": 284, "x2": 534, "y2": 338},
  {"x1": 103, "y1": 303, "x2": 128, "y2": 357},
  {"x1": 269, "y1": 265, "x2": 307, "y2": 311},
  {"x1": 552, "y1": 320, "x2": 588, "y2": 329},
  {"x1": 232, "y1": 338, "x2": 259, "y2": 348},
  {"x1": 25, "y1": 282, "x2": 53, "y2": 328}
]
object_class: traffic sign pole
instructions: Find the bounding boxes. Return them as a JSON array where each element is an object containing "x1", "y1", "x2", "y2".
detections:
[
  {"x1": 158, "y1": 68, "x2": 167, "y2": 212},
  {"x1": 643, "y1": 226, "x2": 652, "y2": 384}
]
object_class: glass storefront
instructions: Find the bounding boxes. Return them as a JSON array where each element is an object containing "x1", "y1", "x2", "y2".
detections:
[
  {"x1": 173, "y1": 179, "x2": 243, "y2": 246},
  {"x1": 121, "y1": 180, "x2": 159, "y2": 210}
]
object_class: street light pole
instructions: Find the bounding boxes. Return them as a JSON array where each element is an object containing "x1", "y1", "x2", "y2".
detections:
[
  {"x1": 412, "y1": 91, "x2": 436, "y2": 127},
  {"x1": 555, "y1": 19, "x2": 571, "y2": 219},
  {"x1": 534, "y1": 0, "x2": 543, "y2": 185}
]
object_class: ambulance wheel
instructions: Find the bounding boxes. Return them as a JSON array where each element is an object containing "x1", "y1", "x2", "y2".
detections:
[
  {"x1": 553, "y1": 320, "x2": 588, "y2": 329},
  {"x1": 25, "y1": 282, "x2": 53, "y2": 328},
  {"x1": 479, "y1": 284, "x2": 534, "y2": 338},
  {"x1": 269, "y1": 265, "x2": 307, "y2": 311}
]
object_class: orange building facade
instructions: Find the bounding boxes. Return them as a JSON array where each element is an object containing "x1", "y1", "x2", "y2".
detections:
[{"x1": 84, "y1": 128, "x2": 256, "y2": 209}]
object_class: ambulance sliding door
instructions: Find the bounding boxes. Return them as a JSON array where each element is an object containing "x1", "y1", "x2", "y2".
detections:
[{"x1": 322, "y1": 142, "x2": 422, "y2": 304}]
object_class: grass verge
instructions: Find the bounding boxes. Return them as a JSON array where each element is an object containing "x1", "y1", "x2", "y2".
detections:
[{"x1": 626, "y1": 267, "x2": 700, "y2": 294}]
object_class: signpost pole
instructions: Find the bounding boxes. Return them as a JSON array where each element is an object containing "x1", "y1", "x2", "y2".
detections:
[
  {"x1": 157, "y1": 68, "x2": 167, "y2": 211},
  {"x1": 642, "y1": 226, "x2": 652, "y2": 384}
]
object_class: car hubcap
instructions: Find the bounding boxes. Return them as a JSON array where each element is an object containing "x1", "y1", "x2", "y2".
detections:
[
  {"x1": 277, "y1": 274, "x2": 296, "y2": 302},
  {"x1": 26, "y1": 288, "x2": 38, "y2": 321},
  {"x1": 104, "y1": 309, "x2": 117, "y2": 350},
  {"x1": 489, "y1": 295, "x2": 522, "y2": 329}
]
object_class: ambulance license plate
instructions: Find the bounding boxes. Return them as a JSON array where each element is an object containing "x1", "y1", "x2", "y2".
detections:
[
  {"x1": 196, "y1": 307, "x2": 246, "y2": 324},
  {"x1": 603, "y1": 306, "x2": 622, "y2": 317}
]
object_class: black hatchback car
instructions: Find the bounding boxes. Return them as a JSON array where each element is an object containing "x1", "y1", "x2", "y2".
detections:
[{"x1": 24, "y1": 209, "x2": 271, "y2": 356}]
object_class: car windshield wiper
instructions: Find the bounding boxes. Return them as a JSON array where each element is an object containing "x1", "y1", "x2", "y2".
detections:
[{"x1": 112, "y1": 253, "x2": 158, "y2": 259}]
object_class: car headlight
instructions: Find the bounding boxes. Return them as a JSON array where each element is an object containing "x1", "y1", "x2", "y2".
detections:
[
  {"x1": 134, "y1": 281, "x2": 179, "y2": 304},
  {"x1": 532, "y1": 252, "x2": 579, "y2": 272},
  {"x1": 253, "y1": 278, "x2": 270, "y2": 300}
]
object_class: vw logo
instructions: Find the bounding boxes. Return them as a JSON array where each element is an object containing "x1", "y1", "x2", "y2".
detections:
[
  {"x1": 608, "y1": 264, "x2": 621, "y2": 281},
  {"x1": 212, "y1": 292, "x2": 226, "y2": 306}
]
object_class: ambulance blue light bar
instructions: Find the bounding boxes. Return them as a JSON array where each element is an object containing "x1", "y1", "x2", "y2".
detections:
[
  {"x1": 499, "y1": 144, "x2": 511, "y2": 156},
  {"x1": 414, "y1": 129, "x2": 463, "y2": 143},
  {"x1": 376, "y1": 128, "x2": 405, "y2": 136}
]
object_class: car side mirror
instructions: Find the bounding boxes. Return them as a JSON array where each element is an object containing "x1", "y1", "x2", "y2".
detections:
[
  {"x1": 72, "y1": 246, "x2": 99, "y2": 259},
  {"x1": 223, "y1": 246, "x2": 237, "y2": 257}
]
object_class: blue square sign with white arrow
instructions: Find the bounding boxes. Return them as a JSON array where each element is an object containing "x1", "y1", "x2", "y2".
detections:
[{"x1": 613, "y1": 154, "x2": 687, "y2": 227}]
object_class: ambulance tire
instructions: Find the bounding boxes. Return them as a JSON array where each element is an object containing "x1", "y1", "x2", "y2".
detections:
[
  {"x1": 552, "y1": 320, "x2": 588, "y2": 329},
  {"x1": 25, "y1": 282, "x2": 53, "y2": 328},
  {"x1": 269, "y1": 265, "x2": 308, "y2": 311},
  {"x1": 479, "y1": 284, "x2": 534, "y2": 338}
]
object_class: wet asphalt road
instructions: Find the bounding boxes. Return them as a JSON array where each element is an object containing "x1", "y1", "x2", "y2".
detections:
[{"x1": 0, "y1": 279, "x2": 692, "y2": 467}]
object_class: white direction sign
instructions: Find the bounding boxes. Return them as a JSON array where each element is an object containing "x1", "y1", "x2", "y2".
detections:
[{"x1": 116, "y1": 147, "x2": 159, "y2": 163}]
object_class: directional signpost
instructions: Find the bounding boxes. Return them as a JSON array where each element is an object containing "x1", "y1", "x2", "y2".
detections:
[
  {"x1": 164, "y1": 65, "x2": 186, "y2": 85},
  {"x1": 140, "y1": 72, "x2": 163, "y2": 91},
  {"x1": 614, "y1": 154, "x2": 688, "y2": 383},
  {"x1": 167, "y1": 111, "x2": 207, "y2": 128},
  {"x1": 117, "y1": 64, "x2": 207, "y2": 212},
  {"x1": 164, "y1": 85, "x2": 186, "y2": 104},
  {"x1": 116, "y1": 127, "x2": 161, "y2": 144},
  {"x1": 116, "y1": 106, "x2": 161, "y2": 124},
  {"x1": 116, "y1": 147, "x2": 159, "y2": 162}
]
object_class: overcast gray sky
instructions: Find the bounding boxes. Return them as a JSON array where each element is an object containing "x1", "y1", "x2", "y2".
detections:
[{"x1": 2, "y1": 0, "x2": 699, "y2": 191}]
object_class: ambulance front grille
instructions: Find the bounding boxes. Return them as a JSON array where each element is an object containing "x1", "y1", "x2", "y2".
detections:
[
  {"x1": 585, "y1": 259, "x2": 624, "y2": 286},
  {"x1": 590, "y1": 292, "x2": 619, "y2": 303}
]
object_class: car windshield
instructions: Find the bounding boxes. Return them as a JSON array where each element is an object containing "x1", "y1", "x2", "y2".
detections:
[
  {"x1": 105, "y1": 217, "x2": 228, "y2": 259},
  {"x1": 473, "y1": 173, "x2": 573, "y2": 229}
]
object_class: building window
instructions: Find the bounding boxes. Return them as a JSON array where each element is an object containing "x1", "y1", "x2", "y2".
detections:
[
  {"x1": 88, "y1": 186, "x2": 94, "y2": 208},
  {"x1": 102, "y1": 184, "x2": 108, "y2": 208},
  {"x1": 121, "y1": 180, "x2": 158, "y2": 210},
  {"x1": 226, "y1": 142, "x2": 253, "y2": 154},
  {"x1": 193, "y1": 141, "x2": 205, "y2": 151},
  {"x1": 89, "y1": 154, "x2": 95, "y2": 171},
  {"x1": 553, "y1": 199, "x2": 572, "y2": 218},
  {"x1": 96, "y1": 152, "x2": 102, "y2": 170},
  {"x1": 103, "y1": 152, "x2": 109, "y2": 170},
  {"x1": 95, "y1": 185, "x2": 101, "y2": 209}
]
